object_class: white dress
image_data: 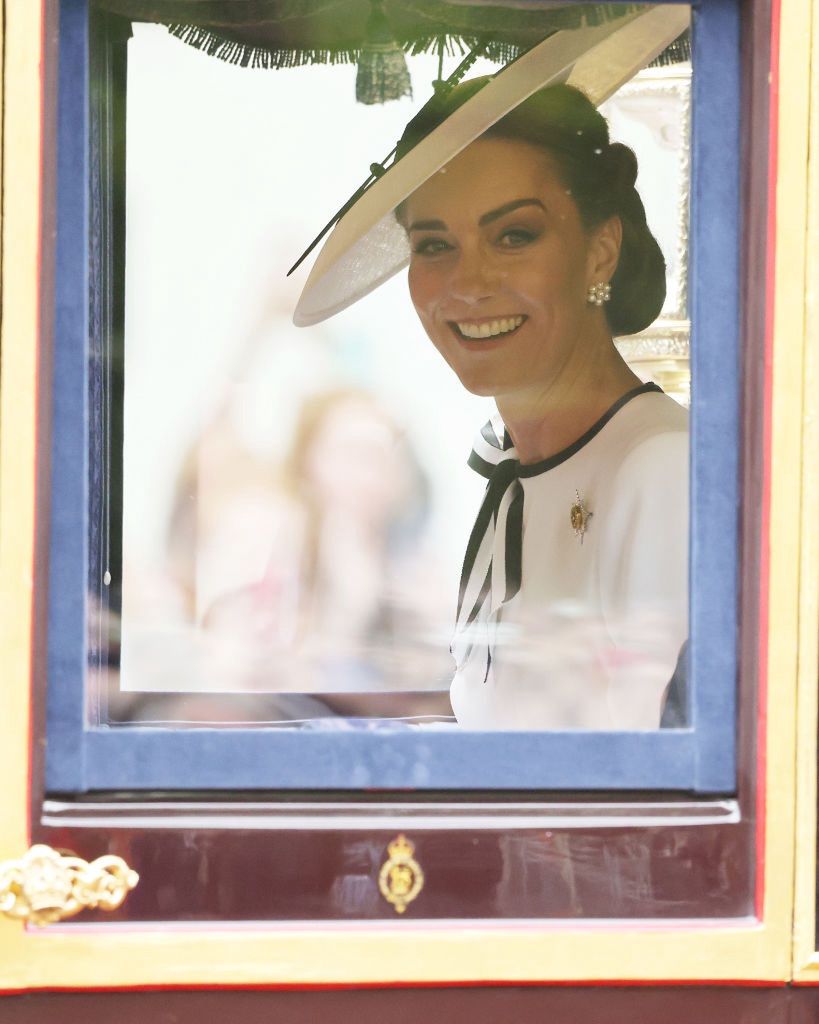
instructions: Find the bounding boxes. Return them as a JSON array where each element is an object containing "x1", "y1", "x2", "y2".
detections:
[{"x1": 450, "y1": 383, "x2": 689, "y2": 731}]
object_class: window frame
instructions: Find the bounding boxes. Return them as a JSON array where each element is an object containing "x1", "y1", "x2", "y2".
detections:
[{"x1": 46, "y1": 0, "x2": 740, "y2": 795}]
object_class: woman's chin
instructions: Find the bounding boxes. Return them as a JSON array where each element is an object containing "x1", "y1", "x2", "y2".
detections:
[
  {"x1": 449, "y1": 363, "x2": 512, "y2": 398},
  {"x1": 458, "y1": 377, "x2": 500, "y2": 398}
]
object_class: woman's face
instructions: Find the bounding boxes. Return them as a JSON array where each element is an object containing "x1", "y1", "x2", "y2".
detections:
[{"x1": 403, "y1": 137, "x2": 618, "y2": 399}]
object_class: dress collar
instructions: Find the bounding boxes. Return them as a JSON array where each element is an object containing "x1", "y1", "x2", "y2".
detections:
[{"x1": 468, "y1": 381, "x2": 662, "y2": 481}]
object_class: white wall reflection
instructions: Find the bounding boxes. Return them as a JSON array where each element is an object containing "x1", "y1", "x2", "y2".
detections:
[{"x1": 120, "y1": 25, "x2": 496, "y2": 705}]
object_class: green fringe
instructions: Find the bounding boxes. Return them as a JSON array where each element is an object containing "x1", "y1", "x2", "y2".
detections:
[
  {"x1": 167, "y1": 24, "x2": 530, "y2": 70},
  {"x1": 167, "y1": 18, "x2": 689, "y2": 75},
  {"x1": 649, "y1": 30, "x2": 691, "y2": 68},
  {"x1": 404, "y1": 34, "x2": 523, "y2": 65},
  {"x1": 168, "y1": 24, "x2": 360, "y2": 69}
]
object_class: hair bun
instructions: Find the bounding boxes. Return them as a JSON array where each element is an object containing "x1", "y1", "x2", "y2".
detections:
[{"x1": 606, "y1": 142, "x2": 639, "y2": 196}]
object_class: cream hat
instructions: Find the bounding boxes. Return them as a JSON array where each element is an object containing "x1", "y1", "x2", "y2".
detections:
[{"x1": 293, "y1": 5, "x2": 690, "y2": 328}]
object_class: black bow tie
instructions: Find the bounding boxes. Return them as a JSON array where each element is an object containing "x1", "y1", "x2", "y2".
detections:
[
  {"x1": 453, "y1": 419, "x2": 525, "y2": 682},
  {"x1": 457, "y1": 455, "x2": 525, "y2": 629}
]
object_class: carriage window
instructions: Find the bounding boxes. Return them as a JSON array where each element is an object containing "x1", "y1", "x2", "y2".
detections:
[{"x1": 48, "y1": 0, "x2": 740, "y2": 791}]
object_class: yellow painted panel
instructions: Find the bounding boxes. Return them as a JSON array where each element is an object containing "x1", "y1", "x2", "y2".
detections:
[
  {"x1": 792, "y1": 0, "x2": 819, "y2": 982},
  {"x1": 0, "y1": 0, "x2": 38, "y2": 878},
  {"x1": 0, "y1": 921, "x2": 796, "y2": 991},
  {"x1": 757, "y1": 0, "x2": 812, "y2": 976}
]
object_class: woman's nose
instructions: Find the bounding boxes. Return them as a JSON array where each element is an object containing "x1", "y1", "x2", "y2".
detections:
[{"x1": 448, "y1": 248, "x2": 496, "y2": 304}]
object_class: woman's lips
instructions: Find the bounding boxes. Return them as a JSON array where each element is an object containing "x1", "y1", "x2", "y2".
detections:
[{"x1": 448, "y1": 315, "x2": 527, "y2": 342}]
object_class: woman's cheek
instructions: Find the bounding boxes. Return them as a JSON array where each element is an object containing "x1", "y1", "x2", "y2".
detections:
[
  {"x1": 407, "y1": 263, "x2": 429, "y2": 314},
  {"x1": 408, "y1": 264, "x2": 442, "y2": 327}
]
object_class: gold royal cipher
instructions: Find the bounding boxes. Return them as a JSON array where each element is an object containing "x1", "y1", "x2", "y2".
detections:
[{"x1": 378, "y1": 834, "x2": 424, "y2": 914}]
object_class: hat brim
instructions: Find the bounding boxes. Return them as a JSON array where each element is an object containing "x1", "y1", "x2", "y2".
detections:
[{"x1": 293, "y1": 5, "x2": 690, "y2": 328}]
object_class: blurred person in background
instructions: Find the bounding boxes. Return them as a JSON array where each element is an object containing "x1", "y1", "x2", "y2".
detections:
[{"x1": 201, "y1": 387, "x2": 454, "y2": 717}]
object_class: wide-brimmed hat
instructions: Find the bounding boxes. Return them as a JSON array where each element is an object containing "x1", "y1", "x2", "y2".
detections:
[{"x1": 293, "y1": 5, "x2": 690, "y2": 327}]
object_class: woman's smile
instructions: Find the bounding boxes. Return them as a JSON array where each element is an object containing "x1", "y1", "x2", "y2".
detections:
[{"x1": 449, "y1": 315, "x2": 527, "y2": 343}]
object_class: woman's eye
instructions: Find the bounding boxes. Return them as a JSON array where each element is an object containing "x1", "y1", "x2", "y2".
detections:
[
  {"x1": 412, "y1": 237, "x2": 453, "y2": 256},
  {"x1": 498, "y1": 227, "x2": 537, "y2": 248}
]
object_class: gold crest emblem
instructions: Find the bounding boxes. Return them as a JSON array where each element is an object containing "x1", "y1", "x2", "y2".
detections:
[
  {"x1": 570, "y1": 489, "x2": 593, "y2": 543},
  {"x1": 378, "y1": 834, "x2": 424, "y2": 914},
  {"x1": 0, "y1": 845, "x2": 138, "y2": 926}
]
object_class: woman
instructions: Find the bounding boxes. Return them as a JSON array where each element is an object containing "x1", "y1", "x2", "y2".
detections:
[{"x1": 295, "y1": 60, "x2": 688, "y2": 730}]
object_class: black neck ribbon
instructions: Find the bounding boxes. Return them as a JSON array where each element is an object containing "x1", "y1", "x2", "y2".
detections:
[{"x1": 456, "y1": 421, "x2": 524, "y2": 633}]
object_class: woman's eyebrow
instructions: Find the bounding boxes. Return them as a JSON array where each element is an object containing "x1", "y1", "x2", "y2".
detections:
[
  {"x1": 407, "y1": 217, "x2": 447, "y2": 232},
  {"x1": 407, "y1": 198, "x2": 545, "y2": 233},
  {"x1": 479, "y1": 198, "x2": 545, "y2": 225}
]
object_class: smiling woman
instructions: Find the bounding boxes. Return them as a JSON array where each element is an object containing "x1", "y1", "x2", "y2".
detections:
[{"x1": 295, "y1": 20, "x2": 690, "y2": 731}]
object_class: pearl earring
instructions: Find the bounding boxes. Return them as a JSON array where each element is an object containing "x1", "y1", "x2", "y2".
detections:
[{"x1": 587, "y1": 282, "x2": 611, "y2": 306}]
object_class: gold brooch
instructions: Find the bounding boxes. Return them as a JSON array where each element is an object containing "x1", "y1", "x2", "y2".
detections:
[
  {"x1": 570, "y1": 490, "x2": 593, "y2": 544},
  {"x1": 378, "y1": 834, "x2": 424, "y2": 914}
]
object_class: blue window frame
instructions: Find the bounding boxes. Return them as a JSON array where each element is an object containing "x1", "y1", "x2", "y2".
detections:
[{"x1": 46, "y1": 0, "x2": 739, "y2": 793}]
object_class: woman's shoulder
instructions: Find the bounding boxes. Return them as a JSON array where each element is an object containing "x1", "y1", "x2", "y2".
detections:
[
  {"x1": 581, "y1": 390, "x2": 688, "y2": 505},
  {"x1": 600, "y1": 388, "x2": 688, "y2": 464},
  {"x1": 596, "y1": 392, "x2": 689, "y2": 549},
  {"x1": 619, "y1": 386, "x2": 688, "y2": 434}
]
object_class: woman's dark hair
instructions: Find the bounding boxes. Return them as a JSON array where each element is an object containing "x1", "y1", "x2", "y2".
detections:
[{"x1": 396, "y1": 80, "x2": 666, "y2": 337}]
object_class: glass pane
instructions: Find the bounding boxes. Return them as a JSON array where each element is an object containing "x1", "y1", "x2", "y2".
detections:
[{"x1": 88, "y1": 6, "x2": 693, "y2": 731}]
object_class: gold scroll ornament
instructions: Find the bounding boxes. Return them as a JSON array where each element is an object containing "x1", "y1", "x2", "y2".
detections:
[
  {"x1": 378, "y1": 834, "x2": 424, "y2": 914},
  {"x1": 0, "y1": 844, "x2": 138, "y2": 925}
]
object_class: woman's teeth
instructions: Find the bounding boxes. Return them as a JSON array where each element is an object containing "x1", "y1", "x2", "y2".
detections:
[{"x1": 456, "y1": 316, "x2": 524, "y2": 339}]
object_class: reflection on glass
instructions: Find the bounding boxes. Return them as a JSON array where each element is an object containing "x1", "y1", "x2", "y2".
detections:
[
  {"x1": 199, "y1": 388, "x2": 432, "y2": 693},
  {"x1": 91, "y1": 8, "x2": 692, "y2": 730}
]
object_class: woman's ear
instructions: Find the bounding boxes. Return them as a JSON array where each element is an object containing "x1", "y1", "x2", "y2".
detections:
[{"x1": 586, "y1": 214, "x2": 622, "y2": 287}]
